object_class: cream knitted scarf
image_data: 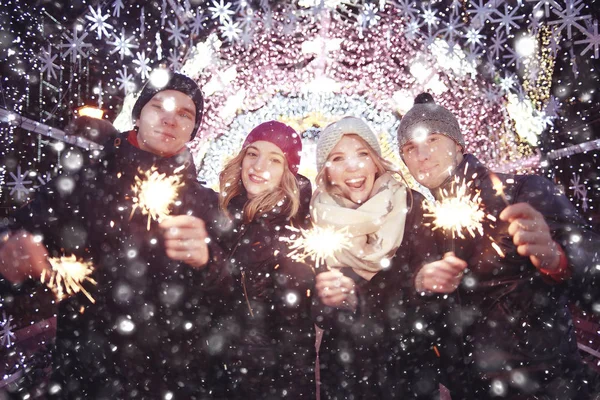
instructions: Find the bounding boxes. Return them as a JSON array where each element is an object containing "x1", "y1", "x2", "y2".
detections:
[{"x1": 310, "y1": 172, "x2": 408, "y2": 279}]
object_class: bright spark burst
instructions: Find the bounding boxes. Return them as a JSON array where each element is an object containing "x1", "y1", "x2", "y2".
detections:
[
  {"x1": 42, "y1": 255, "x2": 97, "y2": 304},
  {"x1": 489, "y1": 172, "x2": 509, "y2": 205},
  {"x1": 280, "y1": 225, "x2": 352, "y2": 272},
  {"x1": 130, "y1": 166, "x2": 184, "y2": 230},
  {"x1": 424, "y1": 178, "x2": 489, "y2": 239},
  {"x1": 424, "y1": 176, "x2": 505, "y2": 257}
]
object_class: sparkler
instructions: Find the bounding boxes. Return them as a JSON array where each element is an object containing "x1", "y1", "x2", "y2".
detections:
[
  {"x1": 130, "y1": 166, "x2": 184, "y2": 230},
  {"x1": 280, "y1": 225, "x2": 353, "y2": 272},
  {"x1": 424, "y1": 176, "x2": 505, "y2": 258},
  {"x1": 489, "y1": 172, "x2": 510, "y2": 206},
  {"x1": 41, "y1": 255, "x2": 97, "y2": 304}
]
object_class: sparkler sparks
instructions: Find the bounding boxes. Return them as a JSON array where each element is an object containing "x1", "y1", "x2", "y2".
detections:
[
  {"x1": 130, "y1": 166, "x2": 184, "y2": 230},
  {"x1": 489, "y1": 172, "x2": 510, "y2": 205},
  {"x1": 280, "y1": 225, "x2": 352, "y2": 272},
  {"x1": 41, "y1": 255, "x2": 97, "y2": 304}
]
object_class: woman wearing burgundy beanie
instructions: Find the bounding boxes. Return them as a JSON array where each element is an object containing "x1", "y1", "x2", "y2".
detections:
[{"x1": 216, "y1": 120, "x2": 316, "y2": 399}]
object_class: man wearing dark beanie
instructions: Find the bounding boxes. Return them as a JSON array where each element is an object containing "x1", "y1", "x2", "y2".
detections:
[
  {"x1": 0, "y1": 71, "x2": 230, "y2": 398},
  {"x1": 395, "y1": 94, "x2": 599, "y2": 399}
]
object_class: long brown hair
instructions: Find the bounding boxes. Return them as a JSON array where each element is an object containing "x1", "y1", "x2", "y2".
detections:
[
  {"x1": 315, "y1": 134, "x2": 402, "y2": 198},
  {"x1": 219, "y1": 147, "x2": 300, "y2": 223}
]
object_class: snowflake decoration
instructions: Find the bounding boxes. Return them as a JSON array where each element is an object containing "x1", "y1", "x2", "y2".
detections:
[
  {"x1": 219, "y1": 20, "x2": 242, "y2": 42},
  {"x1": 60, "y1": 27, "x2": 92, "y2": 64},
  {"x1": 491, "y1": 4, "x2": 525, "y2": 35},
  {"x1": 7, "y1": 165, "x2": 32, "y2": 200},
  {"x1": 133, "y1": 51, "x2": 152, "y2": 80},
  {"x1": 468, "y1": 0, "x2": 495, "y2": 27},
  {"x1": 140, "y1": 7, "x2": 146, "y2": 38},
  {"x1": 166, "y1": 20, "x2": 188, "y2": 48},
  {"x1": 464, "y1": 27, "x2": 484, "y2": 49},
  {"x1": 0, "y1": 312, "x2": 16, "y2": 348},
  {"x1": 209, "y1": 0, "x2": 236, "y2": 25},
  {"x1": 359, "y1": 3, "x2": 380, "y2": 30},
  {"x1": 393, "y1": 0, "x2": 419, "y2": 20},
  {"x1": 502, "y1": 46, "x2": 523, "y2": 69},
  {"x1": 569, "y1": 173, "x2": 588, "y2": 211},
  {"x1": 239, "y1": 8, "x2": 258, "y2": 32},
  {"x1": 112, "y1": 0, "x2": 125, "y2": 17},
  {"x1": 33, "y1": 174, "x2": 52, "y2": 189},
  {"x1": 489, "y1": 30, "x2": 507, "y2": 59},
  {"x1": 404, "y1": 18, "x2": 422, "y2": 41},
  {"x1": 190, "y1": 11, "x2": 207, "y2": 37},
  {"x1": 437, "y1": 11, "x2": 464, "y2": 42},
  {"x1": 85, "y1": 5, "x2": 114, "y2": 40},
  {"x1": 420, "y1": 4, "x2": 440, "y2": 32},
  {"x1": 168, "y1": 49, "x2": 182, "y2": 71},
  {"x1": 499, "y1": 73, "x2": 517, "y2": 93},
  {"x1": 527, "y1": 0, "x2": 562, "y2": 18},
  {"x1": 575, "y1": 19, "x2": 600, "y2": 58},
  {"x1": 548, "y1": 0, "x2": 591, "y2": 40},
  {"x1": 116, "y1": 66, "x2": 135, "y2": 94},
  {"x1": 108, "y1": 29, "x2": 138, "y2": 60},
  {"x1": 39, "y1": 45, "x2": 60, "y2": 80}
]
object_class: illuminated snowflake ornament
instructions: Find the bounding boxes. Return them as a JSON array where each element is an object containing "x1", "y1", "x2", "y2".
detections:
[{"x1": 0, "y1": 312, "x2": 16, "y2": 348}]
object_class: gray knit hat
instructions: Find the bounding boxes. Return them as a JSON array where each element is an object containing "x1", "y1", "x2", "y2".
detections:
[
  {"x1": 316, "y1": 116, "x2": 381, "y2": 172},
  {"x1": 397, "y1": 93, "x2": 465, "y2": 152}
]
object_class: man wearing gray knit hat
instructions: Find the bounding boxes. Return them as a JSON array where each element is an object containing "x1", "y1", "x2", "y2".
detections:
[{"x1": 397, "y1": 93, "x2": 599, "y2": 400}]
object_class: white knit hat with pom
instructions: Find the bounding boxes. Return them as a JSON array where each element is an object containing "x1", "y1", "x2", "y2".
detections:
[{"x1": 316, "y1": 117, "x2": 381, "y2": 172}]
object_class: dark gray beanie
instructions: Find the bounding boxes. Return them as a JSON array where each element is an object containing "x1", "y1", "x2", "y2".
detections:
[
  {"x1": 397, "y1": 93, "x2": 465, "y2": 151},
  {"x1": 132, "y1": 72, "x2": 204, "y2": 140}
]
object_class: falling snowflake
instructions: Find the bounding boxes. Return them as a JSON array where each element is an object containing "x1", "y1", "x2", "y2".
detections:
[
  {"x1": 209, "y1": 0, "x2": 236, "y2": 25},
  {"x1": 219, "y1": 20, "x2": 242, "y2": 42},
  {"x1": 548, "y1": 0, "x2": 591, "y2": 39},
  {"x1": 166, "y1": 20, "x2": 188, "y2": 48},
  {"x1": 526, "y1": 0, "x2": 562, "y2": 18},
  {"x1": 7, "y1": 165, "x2": 32, "y2": 200},
  {"x1": 575, "y1": 19, "x2": 600, "y2": 58},
  {"x1": 108, "y1": 29, "x2": 138, "y2": 60},
  {"x1": 116, "y1": 66, "x2": 135, "y2": 94},
  {"x1": 133, "y1": 51, "x2": 152, "y2": 80},
  {"x1": 0, "y1": 312, "x2": 16, "y2": 348},
  {"x1": 491, "y1": 4, "x2": 525, "y2": 35},
  {"x1": 60, "y1": 27, "x2": 92, "y2": 64},
  {"x1": 85, "y1": 5, "x2": 113, "y2": 40},
  {"x1": 39, "y1": 45, "x2": 60, "y2": 80},
  {"x1": 112, "y1": 0, "x2": 125, "y2": 17}
]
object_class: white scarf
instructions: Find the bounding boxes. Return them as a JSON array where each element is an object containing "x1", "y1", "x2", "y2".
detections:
[{"x1": 310, "y1": 173, "x2": 408, "y2": 279}]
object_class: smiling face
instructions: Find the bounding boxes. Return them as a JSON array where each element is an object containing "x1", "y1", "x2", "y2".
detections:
[
  {"x1": 325, "y1": 135, "x2": 379, "y2": 205},
  {"x1": 241, "y1": 140, "x2": 286, "y2": 199},
  {"x1": 400, "y1": 133, "x2": 463, "y2": 189},
  {"x1": 135, "y1": 90, "x2": 196, "y2": 157}
]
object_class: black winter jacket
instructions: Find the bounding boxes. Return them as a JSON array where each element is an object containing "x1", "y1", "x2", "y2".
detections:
[
  {"x1": 215, "y1": 175, "x2": 316, "y2": 399},
  {"x1": 8, "y1": 133, "x2": 230, "y2": 399},
  {"x1": 436, "y1": 154, "x2": 599, "y2": 400},
  {"x1": 315, "y1": 189, "x2": 443, "y2": 400}
]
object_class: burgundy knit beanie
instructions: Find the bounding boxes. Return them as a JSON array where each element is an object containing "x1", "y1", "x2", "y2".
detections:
[{"x1": 242, "y1": 121, "x2": 302, "y2": 175}]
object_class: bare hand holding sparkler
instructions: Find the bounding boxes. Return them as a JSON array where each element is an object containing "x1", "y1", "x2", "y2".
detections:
[
  {"x1": 315, "y1": 269, "x2": 357, "y2": 311},
  {"x1": 499, "y1": 203, "x2": 563, "y2": 272},
  {"x1": 0, "y1": 230, "x2": 50, "y2": 284},
  {"x1": 414, "y1": 252, "x2": 468, "y2": 294},
  {"x1": 160, "y1": 215, "x2": 210, "y2": 268},
  {"x1": 42, "y1": 255, "x2": 97, "y2": 304}
]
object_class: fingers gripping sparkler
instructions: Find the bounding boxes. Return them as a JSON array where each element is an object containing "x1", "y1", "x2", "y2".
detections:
[
  {"x1": 41, "y1": 255, "x2": 97, "y2": 304},
  {"x1": 130, "y1": 166, "x2": 185, "y2": 230},
  {"x1": 280, "y1": 225, "x2": 353, "y2": 272}
]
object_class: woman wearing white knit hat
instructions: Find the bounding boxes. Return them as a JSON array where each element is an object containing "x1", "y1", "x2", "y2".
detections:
[{"x1": 311, "y1": 116, "x2": 443, "y2": 399}]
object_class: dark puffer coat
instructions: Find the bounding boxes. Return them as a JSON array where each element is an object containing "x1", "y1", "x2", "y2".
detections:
[
  {"x1": 215, "y1": 175, "x2": 316, "y2": 399},
  {"x1": 436, "y1": 154, "x2": 600, "y2": 400},
  {"x1": 8, "y1": 133, "x2": 230, "y2": 399},
  {"x1": 315, "y1": 189, "x2": 443, "y2": 400}
]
